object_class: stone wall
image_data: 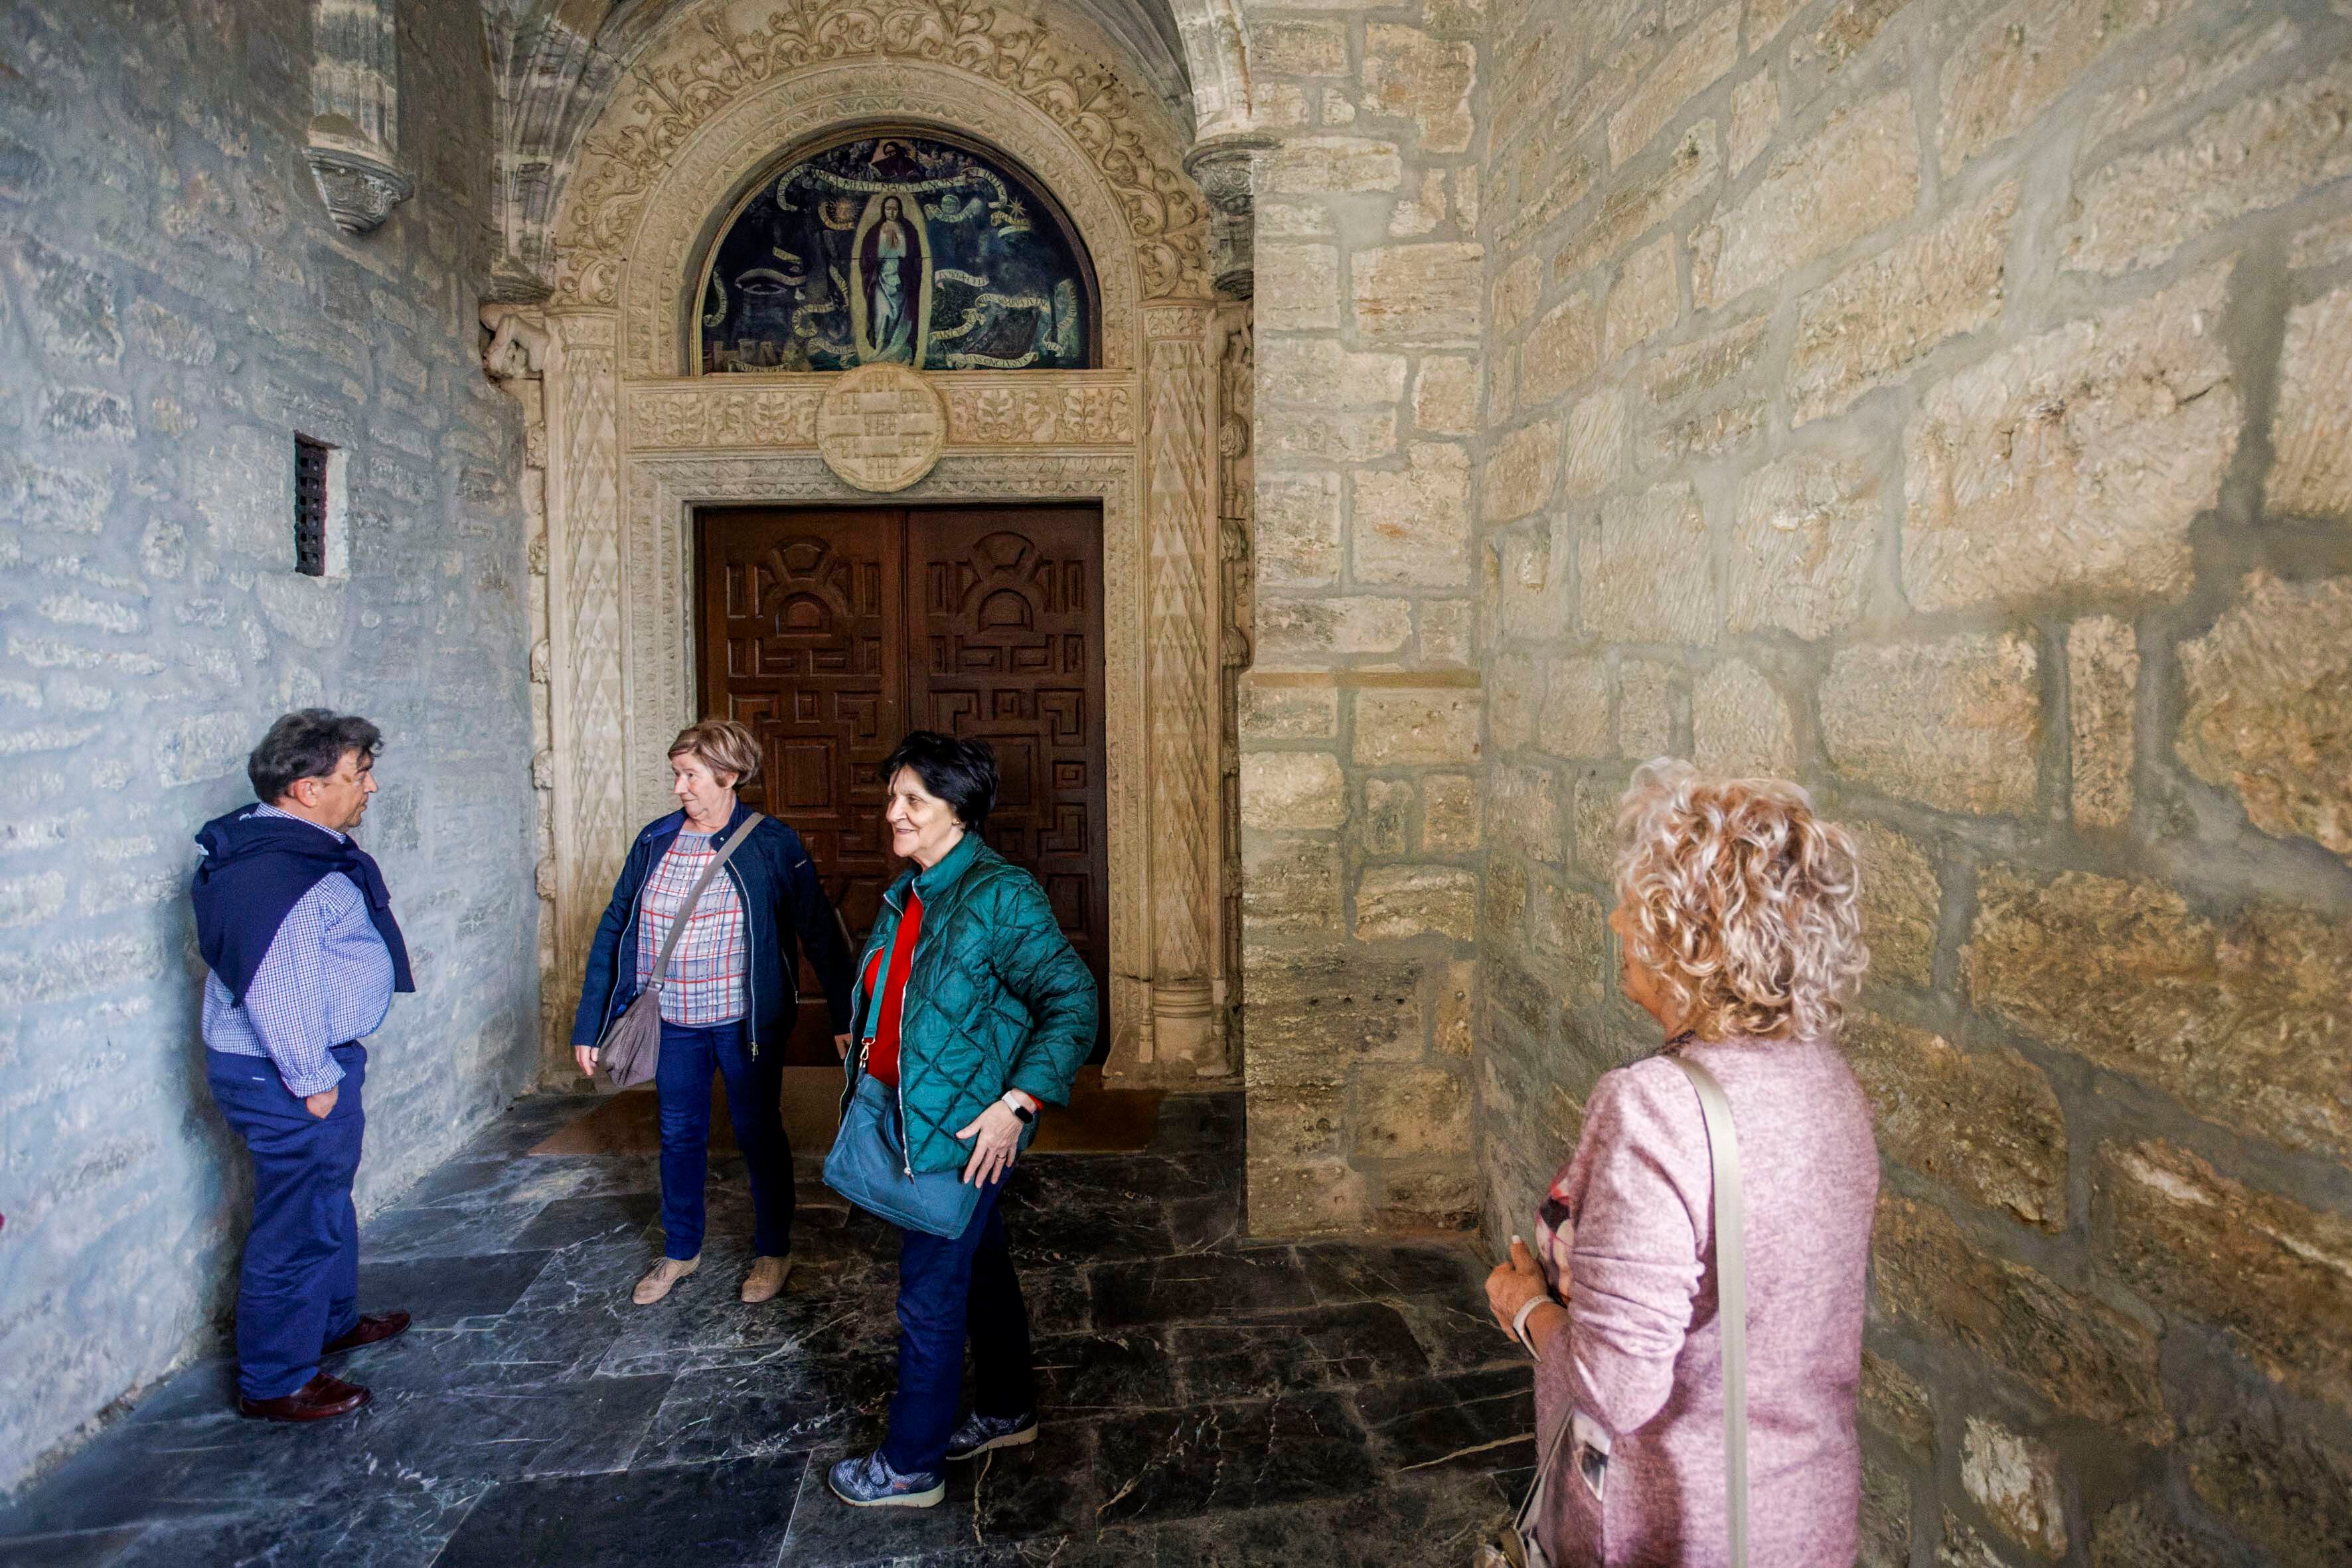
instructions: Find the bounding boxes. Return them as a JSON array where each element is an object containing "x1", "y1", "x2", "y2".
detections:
[
  {"x1": 0, "y1": 0, "x2": 537, "y2": 1492},
  {"x1": 1476, "y1": 0, "x2": 2352, "y2": 1561},
  {"x1": 1237, "y1": 0, "x2": 1490, "y2": 1233}
]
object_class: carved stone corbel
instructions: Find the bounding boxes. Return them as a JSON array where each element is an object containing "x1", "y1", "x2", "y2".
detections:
[
  {"x1": 304, "y1": 0, "x2": 410, "y2": 234},
  {"x1": 1182, "y1": 133, "x2": 1275, "y2": 301},
  {"x1": 480, "y1": 303, "x2": 552, "y2": 382}
]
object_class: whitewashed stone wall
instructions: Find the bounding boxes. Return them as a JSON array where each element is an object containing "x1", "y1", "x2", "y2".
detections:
[
  {"x1": 0, "y1": 0, "x2": 536, "y2": 1492},
  {"x1": 1478, "y1": 0, "x2": 2352, "y2": 1561}
]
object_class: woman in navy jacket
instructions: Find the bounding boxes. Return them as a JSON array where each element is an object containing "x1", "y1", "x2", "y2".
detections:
[{"x1": 570, "y1": 718, "x2": 856, "y2": 1306}]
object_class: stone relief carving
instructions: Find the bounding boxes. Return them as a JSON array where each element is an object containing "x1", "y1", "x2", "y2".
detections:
[
  {"x1": 625, "y1": 377, "x2": 1134, "y2": 449},
  {"x1": 1144, "y1": 305, "x2": 1221, "y2": 1072},
  {"x1": 552, "y1": 0, "x2": 1207, "y2": 317},
  {"x1": 815, "y1": 363, "x2": 949, "y2": 491},
  {"x1": 304, "y1": 0, "x2": 412, "y2": 232},
  {"x1": 1215, "y1": 308, "x2": 1253, "y2": 1059},
  {"x1": 1182, "y1": 133, "x2": 1273, "y2": 301}
]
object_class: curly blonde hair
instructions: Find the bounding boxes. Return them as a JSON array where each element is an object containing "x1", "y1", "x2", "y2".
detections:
[{"x1": 1614, "y1": 759, "x2": 1868, "y2": 1043}]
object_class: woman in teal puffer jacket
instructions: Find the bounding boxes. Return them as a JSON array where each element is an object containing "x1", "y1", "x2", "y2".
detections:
[{"x1": 826, "y1": 731, "x2": 1097, "y2": 1510}]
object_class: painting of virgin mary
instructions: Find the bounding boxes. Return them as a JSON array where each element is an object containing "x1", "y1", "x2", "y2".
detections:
[{"x1": 853, "y1": 194, "x2": 927, "y2": 364}]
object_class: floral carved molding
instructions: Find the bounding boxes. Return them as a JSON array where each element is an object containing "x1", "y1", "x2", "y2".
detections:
[
  {"x1": 552, "y1": 0, "x2": 1209, "y2": 341},
  {"x1": 627, "y1": 376, "x2": 1137, "y2": 449}
]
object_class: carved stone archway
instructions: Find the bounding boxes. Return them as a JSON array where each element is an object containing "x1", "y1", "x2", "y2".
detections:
[{"x1": 489, "y1": 0, "x2": 1233, "y2": 1085}]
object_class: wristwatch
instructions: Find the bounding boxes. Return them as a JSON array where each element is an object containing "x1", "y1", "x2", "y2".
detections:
[{"x1": 1000, "y1": 1091, "x2": 1036, "y2": 1125}]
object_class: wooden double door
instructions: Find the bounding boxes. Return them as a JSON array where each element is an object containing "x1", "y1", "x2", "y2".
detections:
[{"x1": 696, "y1": 505, "x2": 1111, "y2": 1066}]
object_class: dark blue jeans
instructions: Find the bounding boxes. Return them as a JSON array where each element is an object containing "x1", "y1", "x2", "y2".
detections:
[
  {"x1": 654, "y1": 1017, "x2": 793, "y2": 1261},
  {"x1": 205, "y1": 1042, "x2": 366, "y2": 1401},
  {"x1": 880, "y1": 1172, "x2": 1036, "y2": 1475}
]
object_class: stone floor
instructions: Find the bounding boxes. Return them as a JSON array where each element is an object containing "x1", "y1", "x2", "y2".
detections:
[{"x1": 0, "y1": 1090, "x2": 1531, "y2": 1566}]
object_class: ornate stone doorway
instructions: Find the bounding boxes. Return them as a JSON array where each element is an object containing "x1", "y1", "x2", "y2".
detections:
[
  {"x1": 479, "y1": 0, "x2": 1239, "y2": 1087},
  {"x1": 696, "y1": 503, "x2": 1113, "y2": 1065}
]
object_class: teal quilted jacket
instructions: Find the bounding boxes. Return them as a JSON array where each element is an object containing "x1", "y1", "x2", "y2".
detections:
[{"x1": 842, "y1": 832, "x2": 1098, "y2": 1174}]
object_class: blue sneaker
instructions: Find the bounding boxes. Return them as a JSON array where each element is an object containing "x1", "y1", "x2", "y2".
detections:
[
  {"x1": 945, "y1": 1409, "x2": 1038, "y2": 1461},
  {"x1": 828, "y1": 1449, "x2": 947, "y2": 1508}
]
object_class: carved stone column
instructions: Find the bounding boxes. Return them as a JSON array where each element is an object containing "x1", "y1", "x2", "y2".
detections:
[
  {"x1": 533, "y1": 311, "x2": 627, "y2": 1036},
  {"x1": 481, "y1": 305, "x2": 564, "y2": 1078},
  {"x1": 1144, "y1": 304, "x2": 1225, "y2": 1076},
  {"x1": 1182, "y1": 133, "x2": 1275, "y2": 301},
  {"x1": 304, "y1": 0, "x2": 412, "y2": 233}
]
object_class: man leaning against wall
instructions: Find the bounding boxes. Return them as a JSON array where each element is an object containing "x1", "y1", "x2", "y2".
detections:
[{"x1": 188, "y1": 709, "x2": 417, "y2": 1423}]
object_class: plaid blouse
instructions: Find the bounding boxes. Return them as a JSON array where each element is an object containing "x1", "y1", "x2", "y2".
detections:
[{"x1": 635, "y1": 829, "x2": 748, "y2": 1026}]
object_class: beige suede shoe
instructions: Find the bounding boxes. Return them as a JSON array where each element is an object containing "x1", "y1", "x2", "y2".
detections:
[
  {"x1": 740, "y1": 1255, "x2": 793, "y2": 1304},
  {"x1": 632, "y1": 1255, "x2": 700, "y2": 1305}
]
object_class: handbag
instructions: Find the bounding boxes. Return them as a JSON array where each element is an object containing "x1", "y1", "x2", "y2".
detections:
[
  {"x1": 1492, "y1": 1054, "x2": 1749, "y2": 1568},
  {"x1": 593, "y1": 812, "x2": 764, "y2": 1089},
  {"x1": 822, "y1": 1067, "x2": 985, "y2": 1239}
]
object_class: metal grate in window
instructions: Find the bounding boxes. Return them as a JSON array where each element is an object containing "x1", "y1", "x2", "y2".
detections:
[{"x1": 294, "y1": 435, "x2": 331, "y2": 576}]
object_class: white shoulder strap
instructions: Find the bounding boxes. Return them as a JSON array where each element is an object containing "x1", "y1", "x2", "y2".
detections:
[{"x1": 1669, "y1": 1054, "x2": 1748, "y2": 1568}]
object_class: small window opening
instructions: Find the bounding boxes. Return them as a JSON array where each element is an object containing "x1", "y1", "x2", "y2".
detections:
[{"x1": 293, "y1": 435, "x2": 347, "y2": 578}]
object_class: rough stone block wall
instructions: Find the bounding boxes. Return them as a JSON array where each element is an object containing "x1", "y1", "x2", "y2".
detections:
[
  {"x1": 1237, "y1": 0, "x2": 1489, "y2": 1235},
  {"x1": 1478, "y1": 0, "x2": 2352, "y2": 1560},
  {"x1": 0, "y1": 0, "x2": 536, "y2": 1491}
]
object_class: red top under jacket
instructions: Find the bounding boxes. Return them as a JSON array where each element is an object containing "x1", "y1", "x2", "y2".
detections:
[{"x1": 860, "y1": 889, "x2": 925, "y2": 1089}]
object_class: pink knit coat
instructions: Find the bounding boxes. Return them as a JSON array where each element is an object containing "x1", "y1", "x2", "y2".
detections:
[{"x1": 1531, "y1": 1037, "x2": 1878, "y2": 1567}]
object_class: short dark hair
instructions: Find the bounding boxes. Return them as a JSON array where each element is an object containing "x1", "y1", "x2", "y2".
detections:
[
  {"x1": 880, "y1": 730, "x2": 997, "y2": 832},
  {"x1": 248, "y1": 708, "x2": 382, "y2": 803}
]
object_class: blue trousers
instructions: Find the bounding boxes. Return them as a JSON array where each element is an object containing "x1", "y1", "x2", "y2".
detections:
[
  {"x1": 880, "y1": 1172, "x2": 1036, "y2": 1475},
  {"x1": 654, "y1": 1017, "x2": 793, "y2": 1261},
  {"x1": 205, "y1": 1043, "x2": 365, "y2": 1401}
]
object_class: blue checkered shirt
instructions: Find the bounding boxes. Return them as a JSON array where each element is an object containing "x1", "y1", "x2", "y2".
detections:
[{"x1": 200, "y1": 805, "x2": 396, "y2": 1096}]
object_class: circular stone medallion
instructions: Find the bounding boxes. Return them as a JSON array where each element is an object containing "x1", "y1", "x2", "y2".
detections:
[{"x1": 816, "y1": 362, "x2": 949, "y2": 493}]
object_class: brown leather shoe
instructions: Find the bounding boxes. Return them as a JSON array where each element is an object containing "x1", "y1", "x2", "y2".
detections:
[
  {"x1": 237, "y1": 1372, "x2": 370, "y2": 1423},
  {"x1": 323, "y1": 1310, "x2": 411, "y2": 1356}
]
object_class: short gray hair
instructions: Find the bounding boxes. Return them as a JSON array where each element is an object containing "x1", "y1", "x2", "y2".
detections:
[
  {"x1": 248, "y1": 709, "x2": 382, "y2": 803},
  {"x1": 668, "y1": 717, "x2": 761, "y2": 786}
]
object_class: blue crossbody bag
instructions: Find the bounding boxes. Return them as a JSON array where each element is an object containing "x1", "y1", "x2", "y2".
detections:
[{"x1": 824, "y1": 1065, "x2": 985, "y2": 1239}]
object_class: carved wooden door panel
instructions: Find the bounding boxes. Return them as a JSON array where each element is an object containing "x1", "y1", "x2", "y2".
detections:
[
  {"x1": 909, "y1": 508, "x2": 1110, "y2": 1058},
  {"x1": 698, "y1": 505, "x2": 1109, "y2": 1065}
]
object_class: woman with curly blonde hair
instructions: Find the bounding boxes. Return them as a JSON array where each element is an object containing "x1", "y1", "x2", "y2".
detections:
[{"x1": 1486, "y1": 759, "x2": 1879, "y2": 1567}]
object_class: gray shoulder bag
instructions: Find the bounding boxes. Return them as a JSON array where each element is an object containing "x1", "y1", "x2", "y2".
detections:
[
  {"x1": 1492, "y1": 1054, "x2": 1748, "y2": 1568},
  {"x1": 595, "y1": 813, "x2": 763, "y2": 1089}
]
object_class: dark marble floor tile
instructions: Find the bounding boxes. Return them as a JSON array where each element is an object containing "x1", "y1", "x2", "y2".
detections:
[
  {"x1": 1090, "y1": 1391, "x2": 1374, "y2": 1526},
  {"x1": 631, "y1": 1350, "x2": 898, "y2": 1466},
  {"x1": 1091, "y1": 1250, "x2": 1316, "y2": 1330},
  {"x1": 1164, "y1": 1190, "x2": 1245, "y2": 1253},
  {"x1": 594, "y1": 1263, "x2": 900, "y2": 1379},
  {"x1": 1146, "y1": 1471, "x2": 1518, "y2": 1567},
  {"x1": 1352, "y1": 1367, "x2": 1535, "y2": 1477},
  {"x1": 1169, "y1": 1300, "x2": 1431, "y2": 1403},
  {"x1": 0, "y1": 1399, "x2": 394, "y2": 1536},
  {"x1": 777, "y1": 1422, "x2": 1099, "y2": 1566},
  {"x1": 355, "y1": 1250, "x2": 554, "y2": 1326},
  {"x1": 434, "y1": 1454, "x2": 807, "y2": 1568},
  {"x1": 1393, "y1": 1292, "x2": 1526, "y2": 1375},
  {"x1": 102, "y1": 1470, "x2": 491, "y2": 1568},
  {"x1": 0, "y1": 1527, "x2": 143, "y2": 1567},
  {"x1": 455, "y1": 1095, "x2": 605, "y2": 1159},
  {"x1": 394, "y1": 1154, "x2": 657, "y2": 1212},
  {"x1": 509, "y1": 1192, "x2": 661, "y2": 1253},
  {"x1": 1020, "y1": 1154, "x2": 1219, "y2": 1206},
  {"x1": 1016, "y1": 1267, "x2": 1093, "y2": 1337},
  {"x1": 998, "y1": 1182, "x2": 1174, "y2": 1267},
  {"x1": 358, "y1": 1375, "x2": 674, "y2": 1480},
  {"x1": 1030, "y1": 1330, "x2": 1177, "y2": 1415},
  {"x1": 117, "y1": 1358, "x2": 241, "y2": 1426},
  {"x1": 1148, "y1": 1092, "x2": 1245, "y2": 1157},
  {"x1": 358, "y1": 1201, "x2": 546, "y2": 1261},
  {"x1": 1296, "y1": 1241, "x2": 1484, "y2": 1304}
]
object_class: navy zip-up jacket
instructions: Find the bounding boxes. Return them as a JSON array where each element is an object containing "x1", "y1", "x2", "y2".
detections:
[{"x1": 569, "y1": 801, "x2": 856, "y2": 1056}]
